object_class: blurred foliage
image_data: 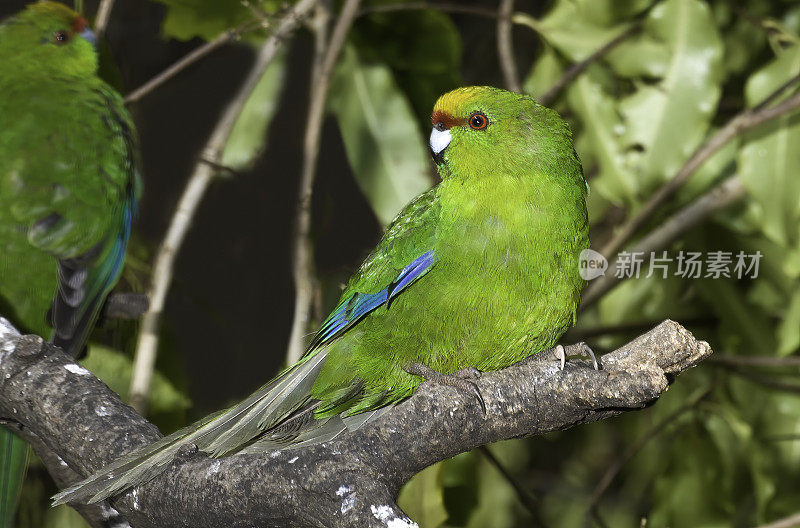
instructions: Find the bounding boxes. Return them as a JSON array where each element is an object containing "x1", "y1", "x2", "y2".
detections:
[
  {"x1": 10, "y1": 0, "x2": 800, "y2": 526},
  {"x1": 81, "y1": 344, "x2": 191, "y2": 416},
  {"x1": 221, "y1": 48, "x2": 288, "y2": 171},
  {"x1": 329, "y1": 45, "x2": 433, "y2": 224}
]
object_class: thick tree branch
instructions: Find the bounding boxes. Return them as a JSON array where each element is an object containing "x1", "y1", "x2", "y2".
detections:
[
  {"x1": 0, "y1": 316, "x2": 710, "y2": 527},
  {"x1": 5, "y1": 424, "x2": 130, "y2": 528}
]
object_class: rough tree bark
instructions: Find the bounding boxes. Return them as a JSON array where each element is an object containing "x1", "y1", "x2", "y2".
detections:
[{"x1": 0, "y1": 316, "x2": 711, "y2": 527}]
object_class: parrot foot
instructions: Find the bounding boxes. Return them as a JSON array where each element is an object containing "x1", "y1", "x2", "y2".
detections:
[
  {"x1": 552, "y1": 343, "x2": 600, "y2": 371},
  {"x1": 404, "y1": 362, "x2": 486, "y2": 415}
]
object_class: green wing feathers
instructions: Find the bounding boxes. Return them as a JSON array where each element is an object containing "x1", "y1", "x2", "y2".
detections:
[{"x1": 53, "y1": 189, "x2": 441, "y2": 506}]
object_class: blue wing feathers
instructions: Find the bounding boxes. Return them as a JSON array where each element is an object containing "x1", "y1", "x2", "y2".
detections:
[
  {"x1": 307, "y1": 250, "x2": 435, "y2": 352},
  {"x1": 387, "y1": 251, "x2": 434, "y2": 303},
  {"x1": 51, "y1": 189, "x2": 135, "y2": 356}
]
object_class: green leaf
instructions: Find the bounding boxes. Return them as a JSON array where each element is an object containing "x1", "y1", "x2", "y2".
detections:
[
  {"x1": 81, "y1": 344, "x2": 191, "y2": 414},
  {"x1": 739, "y1": 44, "x2": 800, "y2": 254},
  {"x1": 777, "y1": 285, "x2": 800, "y2": 356},
  {"x1": 712, "y1": 2, "x2": 769, "y2": 76},
  {"x1": 158, "y1": 0, "x2": 252, "y2": 41},
  {"x1": 220, "y1": 48, "x2": 287, "y2": 171},
  {"x1": 618, "y1": 0, "x2": 724, "y2": 187},
  {"x1": 695, "y1": 278, "x2": 777, "y2": 354},
  {"x1": 604, "y1": 34, "x2": 671, "y2": 79},
  {"x1": 351, "y1": 7, "x2": 462, "y2": 126},
  {"x1": 329, "y1": 46, "x2": 433, "y2": 225},
  {"x1": 535, "y1": 0, "x2": 630, "y2": 62},
  {"x1": 522, "y1": 44, "x2": 565, "y2": 98},
  {"x1": 574, "y1": 0, "x2": 654, "y2": 26},
  {"x1": 567, "y1": 71, "x2": 637, "y2": 205},
  {"x1": 155, "y1": 0, "x2": 281, "y2": 41},
  {"x1": 675, "y1": 130, "x2": 738, "y2": 204},
  {"x1": 398, "y1": 463, "x2": 448, "y2": 528},
  {"x1": 465, "y1": 442, "x2": 531, "y2": 528}
]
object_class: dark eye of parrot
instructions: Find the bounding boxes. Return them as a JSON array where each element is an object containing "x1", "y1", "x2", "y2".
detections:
[
  {"x1": 469, "y1": 112, "x2": 488, "y2": 130},
  {"x1": 54, "y1": 30, "x2": 70, "y2": 45}
]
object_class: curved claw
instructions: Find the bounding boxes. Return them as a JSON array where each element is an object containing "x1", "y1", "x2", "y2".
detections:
[
  {"x1": 564, "y1": 342, "x2": 600, "y2": 370},
  {"x1": 404, "y1": 362, "x2": 487, "y2": 416},
  {"x1": 554, "y1": 344, "x2": 566, "y2": 370},
  {"x1": 548, "y1": 342, "x2": 601, "y2": 371}
]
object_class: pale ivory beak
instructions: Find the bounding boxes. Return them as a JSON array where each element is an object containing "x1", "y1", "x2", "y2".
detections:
[{"x1": 429, "y1": 128, "x2": 451, "y2": 156}]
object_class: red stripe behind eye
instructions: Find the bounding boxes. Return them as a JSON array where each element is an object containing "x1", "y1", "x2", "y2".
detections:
[
  {"x1": 71, "y1": 16, "x2": 88, "y2": 33},
  {"x1": 431, "y1": 110, "x2": 467, "y2": 129}
]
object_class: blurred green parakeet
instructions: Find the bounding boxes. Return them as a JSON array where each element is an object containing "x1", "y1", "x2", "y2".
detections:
[
  {"x1": 54, "y1": 86, "x2": 589, "y2": 506},
  {"x1": 0, "y1": 1, "x2": 140, "y2": 523}
]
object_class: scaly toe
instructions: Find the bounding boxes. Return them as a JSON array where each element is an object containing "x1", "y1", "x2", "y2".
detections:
[
  {"x1": 404, "y1": 362, "x2": 487, "y2": 416},
  {"x1": 454, "y1": 366, "x2": 482, "y2": 380}
]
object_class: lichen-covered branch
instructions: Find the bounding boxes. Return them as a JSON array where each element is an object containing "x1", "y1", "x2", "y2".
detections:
[{"x1": 0, "y1": 317, "x2": 710, "y2": 528}]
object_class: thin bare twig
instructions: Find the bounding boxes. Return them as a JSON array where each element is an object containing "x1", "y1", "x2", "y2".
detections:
[
  {"x1": 600, "y1": 88, "x2": 800, "y2": 260},
  {"x1": 763, "y1": 434, "x2": 800, "y2": 442},
  {"x1": 709, "y1": 355, "x2": 800, "y2": 368},
  {"x1": 358, "y1": 2, "x2": 497, "y2": 18},
  {"x1": 754, "y1": 71, "x2": 800, "y2": 111},
  {"x1": 756, "y1": 512, "x2": 800, "y2": 528},
  {"x1": 587, "y1": 386, "x2": 711, "y2": 516},
  {"x1": 714, "y1": 365, "x2": 800, "y2": 394},
  {"x1": 286, "y1": 0, "x2": 362, "y2": 364},
  {"x1": 497, "y1": 0, "x2": 521, "y2": 93},
  {"x1": 581, "y1": 175, "x2": 746, "y2": 308},
  {"x1": 124, "y1": 21, "x2": 263, "y2": 104},
  {"x1": 127, "y1": 0, "x2": 318, "y2": 414},
  {"x1": 537, "y1": 21, "x2": 643, "y2": 106},
  {"x1": 93, "y1": 0, "x2": 115, "y2": 37}
]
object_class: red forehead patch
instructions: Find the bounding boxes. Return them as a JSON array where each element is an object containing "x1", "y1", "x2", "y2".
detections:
[
  {"x1": 71, "y1": 16, "x2": 88, "y2": 33},
  {"x1": 431, "y1": 110, "x2": 467, "y2": 130}
]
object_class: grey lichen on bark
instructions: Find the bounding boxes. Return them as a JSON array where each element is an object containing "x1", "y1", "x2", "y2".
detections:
[{"x1": 0, "y1": 316, "x2": 710, "y2": 528}]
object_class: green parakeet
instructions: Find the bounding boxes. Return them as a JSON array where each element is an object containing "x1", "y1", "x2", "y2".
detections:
[
  {"x1": 0, "y1": 2, "x2": 140, "y2": 523},
  {"x1": 53, "y1": 86, "x2": 588, "y2": 506}
]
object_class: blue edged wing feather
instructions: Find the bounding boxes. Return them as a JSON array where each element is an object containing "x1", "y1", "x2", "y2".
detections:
[
  {"x1": 52, "y1": 188, "x2": 440, "y2": 506},
  {"x1": 50, "y1": 187, "x2": 136, "y2": 357},
  {"x1": 308, "y1": 250, "x2": 435, "y2": 351}
]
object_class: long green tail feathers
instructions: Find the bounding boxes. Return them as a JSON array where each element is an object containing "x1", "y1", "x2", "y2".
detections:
[
  {"x1": 0, "y1": 431, "x2": 28, "y2": 528},
  {"x1": 53, "y1": 347, "x2": 351, "y2": 506}
]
